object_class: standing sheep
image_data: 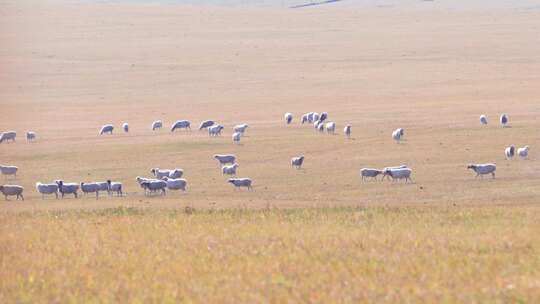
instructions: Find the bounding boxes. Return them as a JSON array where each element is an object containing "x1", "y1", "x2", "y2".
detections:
[
  {"x1": 222, "y1": 163, "x2": 239, "y2": 176},
  {"x1": 382, "y1": 167, "x2": 413, "y2": 182},
  {"x1": 99, "y1": 124, "x2": 114, "y2": 135},
  {"x1": 500, "y1": 114, "x2": 509, "y2": 127},
  {"x1": 344, "y1": 125, "x2": 351, "y2": 138},
  {"x1": 0, "y1": 165, "x2": 18, "y2": 180},
  {"x1": 284, "y1": 113, "x2": 293, "y2": 124},
  {"x1": 140, "y1": 180, "x2": 167, "y2": 196},
  {"x1": 36, "y1": 182, "x2": 59, "y2": 199},
  {"x1": 56, "y1": 180, "x2": 79, "y2": 198},
  {"x1": 480, "y1": 115, "x2": 488, "y2": 125},
  {"x1": 208, "y1": 125, "x2": 224, "y2": 136},
  {"x1": 319, "y1": 112, "x2": 328, "y2": 123},
  {"x1": 392, "y1": 129, "x2": 403, "y2": 143},
  {"x1": 518, "y1": 146, "x2": 530, "y2": 159},
  {"x1": 0, "y1": 131, "x2": 16, "y2": 143},
  {"x1": 199, "y1": 120, "x2": 215, "y2": 130},
  {"x1": 26, "y1": 131, "x2": 36, "y2": 142},
  {"x1": 171, "y1": 120, "x2": 191, "y2": 132},
  {"x1": 233, "y1": 124, "x2": 248, "y2": 134},
  {"x1": 467, "y1": 164, "x2": 496, "y2": 179},
  {"x1": 228, "y1": 178, "x2": 252, "y2": 190},
  {"x1": 106, "y1": 180, "x2": 123, "y2": 196},
  {"x1": 0, "y1": 185, "x2": 24, "y2": 201},
  {"x1": 81, "y1": 182, "x2": 100, "y2": 199},
  {"x1": 291, "y1": 156, "x2": 304, "y2": 169},
  {"x1": 214, "y1": 154, "x2": 236, "y2": 166},
  {"x1": 122, "y1": 123, "x2": 129, "y2": 133},
  {"x1": 360, "y1": 168, "x2": 383, "y2": 181},
  {"x1": 232, "y1": 132, "x2": 241, "y2": 144},
  {"x1": 505, "y1": 145, "x2": 515, "y2": 160},
  {"x1": 325, "y1": 122, "x2": 336, "y2": 134},
  {"x1": 152, "y1": 120, "x2": 163, "y2": 131},
  {"x1": 151, "y1": 168, "x2": 183, "y2": 179},
  {"x1": 162, "y1": 177, "x2": 187, "y2": 192}
]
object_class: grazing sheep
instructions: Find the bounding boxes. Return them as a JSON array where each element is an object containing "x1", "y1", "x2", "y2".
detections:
[
  {"x1": 152, "y1": 120, "x2": 163, "y2": 131},
  {"x1": 222, "y1": 163, "x2": 239, "y2": 176},
  {"x1": 0, "y1": 185, "x2": 24, "y2": 201},
  {"x1": 518, "y1": 146, "x2": 530, "y2": 159},
  {"x1": 382, "y1": 167, "x2": 413, "y2": 182},
  {"x1": 151, "y1": 168, "x2": 183, "y2": 179},
  {"x1": 392, "y1": 129, "x2": 403, "y2": 143},
  {"x1": 162, "y1": 177, "x2": 187, "y2": 191},
  {"x1": 56, "y1": 180, "x2": 79, "y2": 198},
  {"x1": 208, "y1": 124, "x2": 224, "y2": 136},
  {"x1": 500, "y1": 114, "x2": 509, "y2": 127},
  {"x1": 199, "y1": 120, "x2": 215, "y2": 130},
  {"x1": 171, "y1": 120, "x2": 191, "y2": 132},
  {"x1": 0, "y1": 131, "x2": 16, "y2": 143},
  {"x1": 99, "y1": 124, "x2": 114, "y2": 135},
  {"x1": 228, "y1": 178, "x2": 252, "y2": 190},
  {"x1": 382, "y1": 165, "x2": 409, "y2": 180},
  {"x1": 0, "y1": 165, "x2": 18, "y2": 180},
  {"x1": 291, "y1": 156, "x2": 304, "y2": 169},
  {"x1": 467, "y1": 163, "x2": 496, "y2": 178},
  {"x1": 214, "y1": 154, "x2": 236, "y2": 166},
  {"x1": 81, "y1": 182, "x2": 100, "y2": 199},
  {"x1": 232, "y1": 132, "x2": 241, "y2": 144},
  {"x1": 36, "y1": 182, "x2": 59, "y2": 199},
  {"x1": 480, "y1": 115, "x2": 488, "y2": 125},
  {"x1": 505, "y1": 145, "x2": 515, "y2": 160},
  {"x1": 344, "y1": 125, "x2": 351, "y2": 138},
  {"x1": 233, "y1": 124, "x2": 248, "y2": 134},
  {"x1": 107, "y1": 180, "x2": 123, "y2": 196},
  {"x1": 284, "y1": 113, "x2": 293, "y2": 124},
  {"x1": 26, "y1": 131, "x2": 36, "y2": 142},
  {"x1": 140, "y1": 180, "x2": 167, "y2": 196},
  {"x1": 360, "y1": 168, "x2": 383, "y2": 181},
  {"x1": 122, "y1": 123, "x2": 129, "y2": 133},
  {"x1": 325, "y1": 122, "x2": 336, "y2": 134}
]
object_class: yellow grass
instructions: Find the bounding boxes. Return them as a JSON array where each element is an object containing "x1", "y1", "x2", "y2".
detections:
[{"x1": 2, "y1": 206, "x2": 540, "y2": 302}]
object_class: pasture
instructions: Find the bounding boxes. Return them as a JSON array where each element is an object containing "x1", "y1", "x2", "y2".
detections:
[{"x1": 1, "y1": 0, "x2": 540, "y2": 301}]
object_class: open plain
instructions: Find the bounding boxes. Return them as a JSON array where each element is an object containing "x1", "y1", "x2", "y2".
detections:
[{"x1": 1, "y1": 0, "x2": 540, "y2": 302}]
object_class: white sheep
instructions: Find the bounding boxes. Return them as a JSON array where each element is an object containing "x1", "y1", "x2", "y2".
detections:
[
  {"x1": 208, "y1": 125, "x2": 224, "y2": 136},
  {"x1": 151, "y1": 168, "x2": 183, "y2": 179},
  {"x1": 107, "y1": 180, "x2": 123, "y2": 196},
  {"x1": 233, "y1": 124, "x2": 248, "y2": 134},
  {"x1": 56, "y1": 180, "x2": 79, "y2": 198},
  {"x1": 99, "y1": 124, "x2": 114, "y2": 135},
  {"x1": 291, "y1": 156, "x2": 304, "y2": 169},
  {"x1": 95, "y1": 181, "x2": 110, "y2": 195},
  {"x1": 152, "y1": 120, "x2": 163, "y2": 131},
  {"x1": 222, "y1": 163, "x2": 239, "y2": 176},
  {"x1": 214, "y1": 154, "x2": 236, "y2": 166},
  {"x1": 162, "y1": 177, "x2": 187, "y2": 191},
  {"x1": 0, "y1": 131, "x2": 16, "y2": 143},
  {"x1": 344, "y1": 125, "x2": 351, "y2": 138},
  {"x1": 171, "y1": 120, "x2": 191, "y2": 132},
  {"x1": 0, "y1": 185, "x2": 24, "y2": 200},
  {"x1": 480, "y1": 115, "x2": 488, "y2": 125},
  {"x1": 359, "y1": 168, "x2": 382, "y2": 181},
  {"x1": 467, "y1": 163, "x2": 496, "y2": 178},
  {"x1": 500, "y1": 114, "x2": 509, "y2": 127},
  {"x1": 518, "y1": 146, "x2": 530, "y2": 159},
  {"x1": 317, "y1": 122, "x2": 325, "y2": 132},
  {"x1": 325, "y1": 122, "x2": 336, "y2": 134},
  {"x1": 140, "y1": 180, "x2": 167, "y2": 196},
  {"x1": 382, "y1": 165, "x2": 408, "y2": 180},
  {"x1": 0, "y1": 165, "x2": 18, "y2": 180},
  {"x1": 36, "y1": 182, "x2": 59, "y2": 199},
  {"x1": 392, "y1": 129, "x2": 403, "y2": 143},
  {"x1": 382, "y1": 167, "x2": 413, "y2": 182},
  {"x1": 81, "y1": 182, "x2": 100, "y2": 199},
  {"x1": 228, "y1": 178, "x2": 252, "y2": 190},
  {"x1": 284, "y1": 113, "x2": 293, "y2": 124},
  {"x1": 26, "y1": 131, "x2": 36, "y2": 142},
  {"x1": 505, "y1": 145, "x2": 515, "y2": 160},
  {"x1": 232, "y1": 132, "x2": 241, "y2": 144},
  {"x1": 199, "y1": 120, "x2": 215, "y2": 130},
  {"x1": 122, "y1": 123, "x2": 129, "y2": 133},
  {"x1": 311, "y1": 112, "x2": 320, "y2": 123}
]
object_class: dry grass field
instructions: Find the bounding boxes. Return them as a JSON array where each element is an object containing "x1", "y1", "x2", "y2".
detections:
[{"x1": 1, "y1": 0, "x2": 540, "y2": 302}]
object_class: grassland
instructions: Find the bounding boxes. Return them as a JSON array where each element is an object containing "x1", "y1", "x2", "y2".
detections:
[{"x1": 2, "y1": 206, "x2": 540, "y2": 302}]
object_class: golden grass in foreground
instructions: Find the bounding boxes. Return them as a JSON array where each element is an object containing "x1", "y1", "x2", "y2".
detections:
[{"x1": 1, "y1": 205, "x2": 539, "y2": 302}]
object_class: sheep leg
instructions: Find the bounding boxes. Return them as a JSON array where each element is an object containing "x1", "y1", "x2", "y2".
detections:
[
  {"x1": 492, "y1": 172, "x2": 495, "y2": 179},
  {"x1": 19, "y1": 194, "x2": 24, "y2": 201}
]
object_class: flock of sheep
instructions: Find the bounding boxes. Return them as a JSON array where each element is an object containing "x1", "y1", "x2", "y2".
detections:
[{"x1": 0, "y1": 111, "x2": 531, "y2": 201}]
